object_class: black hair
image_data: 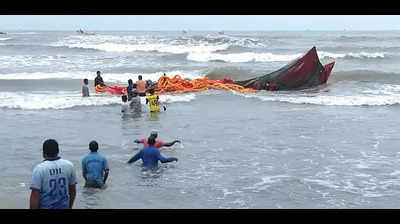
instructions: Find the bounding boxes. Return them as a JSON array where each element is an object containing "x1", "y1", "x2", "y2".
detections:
[
  {"x1": 122, "y1": 95, "x2": 127, "y2": 102},
  {"x1": 84, "y1": 78, "x2": 88, "y2": 84},
  {"x1": 147, "y1": 136, "x2": 156, "y2": 146},
  {"x1": 96, "y1": 71, "x2": 101, "y2": 75},
  {"x1": 149, "y1": 88, "x2": 155, "y2": 94},
  {"x1": 89, "y1": 141, "x2": 98, "y2": 152},
  {"x1": 138, "y1": 75, "x2": 142, "y2": 80},
  {"x1": 128, "y1": 79, "x2": 133, "y2": 85},
  {"x1": 43, "y1": 139, "x2": 59, "y2": 157}
]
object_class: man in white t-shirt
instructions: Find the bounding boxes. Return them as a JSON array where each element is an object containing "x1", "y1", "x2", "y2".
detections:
[{"x1": 29, "y1": 139, "x2": 77, "y2": 209}]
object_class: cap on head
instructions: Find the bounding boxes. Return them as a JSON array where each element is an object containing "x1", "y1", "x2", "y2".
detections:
[
  {"x1": 43, "y1": 139, "x2": 59, "y2": 157},
  {"x1": 89, "y1": 141, "x2": 98, "y2": 152}
]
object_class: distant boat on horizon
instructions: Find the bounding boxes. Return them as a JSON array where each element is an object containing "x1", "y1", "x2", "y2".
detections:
[{"x1": 76, "y1": 29, "x2": 96, "y2": 35}]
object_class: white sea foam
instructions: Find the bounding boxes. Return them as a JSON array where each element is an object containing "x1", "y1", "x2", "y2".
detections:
[
  {"x1": 54, "y1": 41, "x2": 230, "y2": 54},
  {"x1": 0, "y1": 38, "x2": 11, "y2": 41},
  {"x1": 0, "y1": 91, "x2": 197, "y2": 110},
  {"x1": 319, "y1": 51, "x2": 386, "y2": 59},
  {"x1": 187, "y1": 52, "x2": 302, "y2": 63},
  {"x1": 303, "y1": 178, "x2": 339, "y2": 189},
  {"x1": 233, "y1": 83, "x2": 400, "y2": 106},
  {"x1": 0, "y1": 70, "x2": 205, "y2": 83},
  {"x1": 8, "y1": 32, "x2": 38, "y2": 35}
]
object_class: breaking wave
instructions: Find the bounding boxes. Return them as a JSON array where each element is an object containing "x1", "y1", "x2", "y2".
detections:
[
  {"x1": 0, "y1": 70, "x2": 205, "y2": 83},
  {"x1": 0, "y1": 91, "x2": 197, "y2": 110}
]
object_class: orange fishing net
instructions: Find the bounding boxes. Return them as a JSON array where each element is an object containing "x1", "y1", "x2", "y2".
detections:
[
  {"x1": 94, "y1": 75, "x2": 258, "y2": 95},
  {"x1": 156, "y1": 75, "x2": 258, "y2": 94}
]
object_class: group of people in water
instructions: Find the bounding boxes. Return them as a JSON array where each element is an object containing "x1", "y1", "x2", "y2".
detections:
[
  {"x1": 82, "y1": 71, "x2": 165, "y2": 113},
  {"x1": 30, "y1": 130, "x2": 181, "y2": 209},
  {"x1": 30, "y1": 71, "x2": 180, "y2": 209}
]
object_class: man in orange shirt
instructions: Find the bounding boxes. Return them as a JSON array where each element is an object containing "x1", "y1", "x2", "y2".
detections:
[{"x1": 136, "y1": 75, "x2": 147, "y2": 97}]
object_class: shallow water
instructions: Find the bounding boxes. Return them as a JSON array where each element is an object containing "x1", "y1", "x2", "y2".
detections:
[
  {"x1": 2, "y1": 92, "x2": 400, "y2": 208},
  {"x1": 2, "y1": 30, "x2": 400, "y2": 208}
]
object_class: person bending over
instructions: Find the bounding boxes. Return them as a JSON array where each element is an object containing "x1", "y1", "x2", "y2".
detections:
[{"x1": 127, "y1": 136, "x2": 178, "y2": 169}]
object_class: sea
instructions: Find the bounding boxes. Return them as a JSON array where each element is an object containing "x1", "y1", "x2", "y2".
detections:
[{"x1": 1, "y1": 30, "x2": 400, "y2": 208}]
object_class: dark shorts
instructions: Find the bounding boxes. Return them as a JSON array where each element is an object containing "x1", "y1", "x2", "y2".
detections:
[{"x1": 84, "y1": 180, "x2": 104, "y2": 188}]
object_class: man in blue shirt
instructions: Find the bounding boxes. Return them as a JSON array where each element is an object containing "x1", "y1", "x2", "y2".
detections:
[
  {"x1": 127, "y1": 136, "x2": 178, "y2": 169},
  {"x1": 82, "y1": 141, "x2": 109, "y2": 188},
  {"x1": 30, "y1": 139, "x2": 77, "y2": 209}
]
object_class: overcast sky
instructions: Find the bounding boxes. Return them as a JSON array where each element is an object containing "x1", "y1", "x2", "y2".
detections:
[{"x1": 1, "y1": 15, "x2": 400, "y2": 31}]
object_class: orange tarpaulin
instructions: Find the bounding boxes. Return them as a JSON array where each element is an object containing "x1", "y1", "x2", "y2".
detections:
[{"x1": 94, "y1": 75, "x2": 258, "y2": 95}]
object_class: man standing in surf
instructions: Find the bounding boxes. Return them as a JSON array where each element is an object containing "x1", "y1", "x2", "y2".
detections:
[{"x1": 136, "y1": 75, "x2": 147, "y2": 97}]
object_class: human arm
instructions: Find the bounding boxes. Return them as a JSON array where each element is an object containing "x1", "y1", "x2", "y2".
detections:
[
  {"x1": 69, "y1": 164, "x2": 77, "y2": 208},
  {"x1": 163, "y1": 140, "x2": 181, "y2": 147},
  {"x1": 127, "y1": 151, "x2": 142, "y2": 164},
  {"x1": 103, "y1": 158, "x2": 109, "y2": 184},
  {"x1": 29, "y1": 190, "x2": 40, "y2": 209},
  {"x1": 146, "y1": 98, "x2": 149, "y2": 104},
  {"x1": 29, "y1": 167, "x2": 41, "y2": 209},
  {"x1": 69, "y1": 184, "x2": 76, "y2": 209},
  {"x1": 81, "y1": 159, "x2": 87, "y2": 181},
  {"x1": 156, "y1": 150, "x2": 178, "y2": 163},
  {"x1": 134, "y1": 138, "x2": 145, "y2": 144},
  {"x1": 103, "y1": 170, "x2": 109, "y2": 184}
]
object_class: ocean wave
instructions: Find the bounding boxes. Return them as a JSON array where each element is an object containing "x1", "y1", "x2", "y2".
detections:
[
  {"x1": 187, "y1": 52, "x2": 302, "y2": 63},
  {"x1": 0, "y1": 70, "x2": 205, "y2": 83},
  {"x1": 233, "y1": 82, "x2": 400, "y2": 106},
  {"x1": 319, "y1": 51, "x2": 386, "y2": 59},
  {"x1": 8, "y1": 32, "x2": 38, "y2": 35},
  {"x1": 0, "y1": 37, "x2": 11, "y2": 41},
  {"x1": 0, "y1": 91, "x2": 197, "y2": 110},
  {"x1": 57, "y1": 42, "x2": 231, "y2": 54}
]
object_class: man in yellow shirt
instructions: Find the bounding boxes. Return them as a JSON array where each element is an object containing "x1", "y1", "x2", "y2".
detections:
[{"x1": 146, "y1": 88, "x2": 166, "y2": 112}]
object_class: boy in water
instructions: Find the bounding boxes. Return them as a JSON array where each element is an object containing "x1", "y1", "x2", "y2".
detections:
[{"x1": 82, "y1": 78, "x2": 89, "y2": 97}]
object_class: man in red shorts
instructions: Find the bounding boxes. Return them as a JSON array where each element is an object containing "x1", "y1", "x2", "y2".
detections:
[{"x1": 134, "y1": 131, "x2": 180, "y2": 150}]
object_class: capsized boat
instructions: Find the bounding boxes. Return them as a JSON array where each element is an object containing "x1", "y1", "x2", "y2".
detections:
[
  {"x1": 94, "y1": 47, "x2": 334, "y2": 95},
  {"x1": 234, "y1": 46, "x2": 335, "y2": 90}
]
